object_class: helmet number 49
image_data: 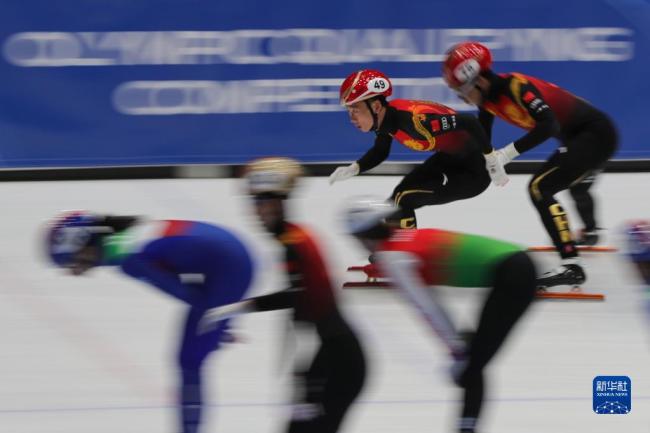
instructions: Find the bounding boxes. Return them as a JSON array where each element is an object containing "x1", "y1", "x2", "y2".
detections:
[{"x1": 369, "y1": 78, "x2": 389, "y2": 91}]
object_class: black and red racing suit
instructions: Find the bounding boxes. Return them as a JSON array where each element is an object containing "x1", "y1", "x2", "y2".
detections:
[
  {"x1": 479, "y1": 72, "x2": 617, "y2": 258},
  {"x1": 356, "y1": 99, "x2": 492, "y2": 228},
  {"x1": 248, "y1": 222, "x2": 366, "y2": 433}
]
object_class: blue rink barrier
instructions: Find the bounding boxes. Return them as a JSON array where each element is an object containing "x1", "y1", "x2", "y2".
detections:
[{"x1": 0, "y1": 0, "x2": 648, "y2": 168}]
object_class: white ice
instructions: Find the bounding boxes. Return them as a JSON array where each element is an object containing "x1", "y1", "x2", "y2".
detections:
[{"x1": 0, "y1": 173, "x2": 648, "y2": 433}]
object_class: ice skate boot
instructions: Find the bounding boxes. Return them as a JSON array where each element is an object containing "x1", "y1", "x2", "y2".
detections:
[
  {"x1": 537, "y1": 264, "x2": 586, "y2": 289},
  {"x1": 575, "y1": 228, "x2": 600, "y2": 246}
]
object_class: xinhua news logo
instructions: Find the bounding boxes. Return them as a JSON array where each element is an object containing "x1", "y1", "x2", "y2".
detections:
[{"x1": 593, "y1": 376, "x2": 631, "y2": 414}]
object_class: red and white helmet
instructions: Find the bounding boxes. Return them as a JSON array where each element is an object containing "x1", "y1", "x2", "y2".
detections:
[
  {"x1": 442, "y1": 42, "x2": 493, "y2": 92},
  {"x1": 340, "y1": 70, "x2": 392, "y2": 106}
]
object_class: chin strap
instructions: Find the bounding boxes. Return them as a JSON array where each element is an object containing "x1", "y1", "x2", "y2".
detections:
[
  {"x1": 482, "y1": 72, "x2": 502, "y2": 101},
  {"x1": 477, "y1": 84, "x2": 490, "y2": 101},
  {"x1": 365, "y1": 100, "x2": 380, "y2": 131}
]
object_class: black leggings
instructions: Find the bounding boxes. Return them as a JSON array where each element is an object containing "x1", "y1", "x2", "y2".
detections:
[
  {"x1": 388, "y1": 151, "x2": 491, "y2": 228},
  {"x1": 528, "y1": 115, "x2": 617, "y2": 258},
  {"x1": 456, "y1": 252, "x2": 537, "y2": 431},
  {"x1": 568, "y1": 169, "x2": 600, "y2": 232},
  {"x1": 287, "y1": 334, "x2": 366, "y2": 433}
]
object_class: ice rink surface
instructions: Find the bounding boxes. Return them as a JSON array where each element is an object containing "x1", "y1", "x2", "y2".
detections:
[{"x1": 0, "y1": 173, "x2": 648, "y2": 433}]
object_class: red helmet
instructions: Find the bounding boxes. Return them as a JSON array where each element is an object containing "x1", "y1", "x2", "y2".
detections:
[
  {"x1": 442, "y1": 42, "x2": 493, "y2": 91},
  {"x1": 340, "y1": 70, "x2": 392, "y2": 106}
]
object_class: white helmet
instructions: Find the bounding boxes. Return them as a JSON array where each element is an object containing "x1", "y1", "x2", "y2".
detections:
[
  {"x1": 342, "y1": 196, "x2": 398, "y2": 234},
  {"x1": 245, "y1": 157, "x2": 303, "y2": 196}
]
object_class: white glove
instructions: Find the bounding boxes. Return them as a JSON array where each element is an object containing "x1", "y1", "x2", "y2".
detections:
[
  {"x1": 198, "y1": 300, "x2": 252, "y2": 335},
  {"x1": 484, "y1": 150, "x2": 509, "y2": 187},
  {"x1": 498, "y1": 142, "x2": 520, "y2": 164},
  {"x1": 484, "y1": 143, "x2": 520, "y2": 187},
  {"x1": 328, "y1": 162, "x2": 360, "y2": 185}
]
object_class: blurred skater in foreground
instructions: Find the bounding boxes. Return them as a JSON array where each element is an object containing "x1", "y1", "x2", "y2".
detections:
[
  {"x1": 343, "y1": 196, "x2": 536, "y2": 433},
  {"x1": 46, "y1": 212, "x2": 253, "y2": 433},
  {"x1": 202, "y1": 157, "x2": 367, "y2": 433}
]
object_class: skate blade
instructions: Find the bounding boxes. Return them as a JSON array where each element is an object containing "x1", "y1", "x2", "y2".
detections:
[
  {"x1": 343, "y1": 281, "x2": 391, "y2": 288},
  {"x1": 347, "y1": 265, "x2": 385, "y2": 280},
  {"x1": 535, "y1": 291, "x2": 605, "y2": 301},
  {"x1": 536, "y1": 286, "x2": 605, "y2": 301},
  {"x1": 345, "y1": 266, "x2": 388, "y2": 287},
  {"x1": 347, "y1": 267, "x2": 605, "y2": 299},
  {"x1": 528, "y1": 246, "x2": 617, "y2": 253}
]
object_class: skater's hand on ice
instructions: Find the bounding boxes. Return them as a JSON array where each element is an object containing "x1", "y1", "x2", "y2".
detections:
[{"x1": 329, "y1": 162, "x2": 359, "y2": 185}]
